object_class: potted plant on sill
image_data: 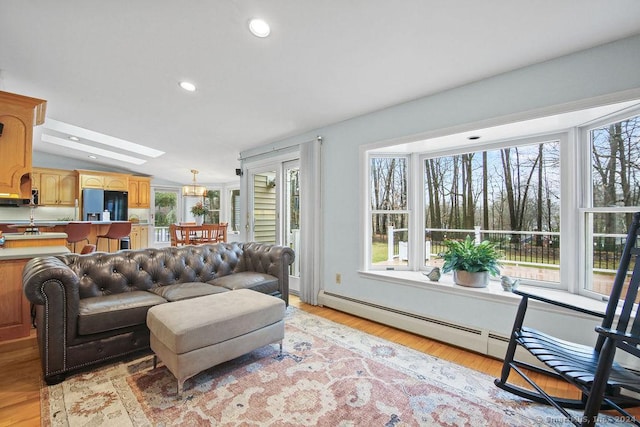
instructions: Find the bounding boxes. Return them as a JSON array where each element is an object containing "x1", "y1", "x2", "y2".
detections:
[
  {"x1": 190, "y1": 201, "x2": 207, "y2": 225},
  {"x1": 441, "y1": 236, "x2": 501, "y2": 288}
]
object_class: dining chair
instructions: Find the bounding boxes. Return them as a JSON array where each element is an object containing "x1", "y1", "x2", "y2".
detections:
[
  {"x1": 218, "y1": 222, "x2": 228, "y2": 242},
  {"x1": 179, "y1": 222, "x2": 198, "y2": 242},
  {"x1": 199, "y1": 224, "x2": 220, "y2": 244},
  {"x1": 169, "y1": 224, "x2": 188, "y2": 246}
]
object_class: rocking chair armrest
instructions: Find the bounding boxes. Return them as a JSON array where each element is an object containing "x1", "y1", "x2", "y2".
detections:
[
  {"x1": 513, "y1": 289, "x2": 605, "y2": 319},
  {"x1": 595, "y1": 326, "x2": 640, "y2": 347}
]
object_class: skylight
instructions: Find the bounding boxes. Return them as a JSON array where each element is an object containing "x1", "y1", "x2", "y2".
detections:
[{"x1": 43, "y1": 119, "x2": 165, "y2": 158}]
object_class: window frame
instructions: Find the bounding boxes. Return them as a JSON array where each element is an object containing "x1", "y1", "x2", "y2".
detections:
[
  {"x1": 578, "y1": 107, "x2": 640, "y2": 300},
  {"x1": 418, "y1": 133, "x2": 567, "y2": 290},
  {"x1": 366, "y1": 153, "x2": 413, "y2": 271}
]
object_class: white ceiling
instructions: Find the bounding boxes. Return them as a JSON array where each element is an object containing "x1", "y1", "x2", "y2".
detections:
[{"x1": 1, "y1": 1, "x2": 640, "y2": 184}]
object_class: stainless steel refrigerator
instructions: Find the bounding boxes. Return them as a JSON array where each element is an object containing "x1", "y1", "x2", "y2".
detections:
[{"x1": 82, "y1": 189, "x2": 128, "y2": 221}]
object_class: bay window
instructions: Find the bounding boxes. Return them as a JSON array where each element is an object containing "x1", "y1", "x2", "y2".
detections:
[{"x1": 366, "y1": 105, "x2": 640, "y2": 301}]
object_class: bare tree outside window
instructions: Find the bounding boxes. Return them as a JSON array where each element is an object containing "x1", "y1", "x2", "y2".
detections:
[
  {"x1": 370, "y1": 157, "x2": 409, "y2": 266},
  {"x1": 422, "y1": 141, "x2": 561, "y2": 280}
]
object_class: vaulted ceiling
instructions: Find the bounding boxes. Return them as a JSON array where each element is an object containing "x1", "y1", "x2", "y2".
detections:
[{"x1": 1, "y1": 1, "x2": 639, "y2": 184}]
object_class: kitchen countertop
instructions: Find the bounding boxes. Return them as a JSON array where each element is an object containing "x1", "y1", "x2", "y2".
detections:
[
  {"x1": 0, "y1": 245, "x2": 70, "y2": 260},
  {"x1": 3, "y1": 232, "x2": 68, "y2": 240},
  {"x1": 0, "y1": 220, "x2": 149, "y2": 225}
]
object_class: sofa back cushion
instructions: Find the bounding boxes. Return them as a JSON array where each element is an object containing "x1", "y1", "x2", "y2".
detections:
[{"x1": 60, "y1": 243, "x2": 244, "y2": 299}]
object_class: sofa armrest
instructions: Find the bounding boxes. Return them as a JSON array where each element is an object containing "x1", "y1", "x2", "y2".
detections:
[
  {"x1": 23, "y1": 256, "x2": 80, "y2": 306},
  {"x1": 239, "y1": 243, "x2": 295, "y2": 305},
  {"x1": 23, "y1": 256, "x2": 81, "y2": 380}
]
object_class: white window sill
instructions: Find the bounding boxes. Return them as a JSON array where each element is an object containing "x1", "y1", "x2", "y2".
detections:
[{"x1": 359, "y1": 270, "x2": 610, "y2": 318}]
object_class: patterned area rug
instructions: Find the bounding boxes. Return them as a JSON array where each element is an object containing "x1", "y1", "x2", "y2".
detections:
[{"x1": 41, "y1": 306, "x2": 630, "y2": 426}]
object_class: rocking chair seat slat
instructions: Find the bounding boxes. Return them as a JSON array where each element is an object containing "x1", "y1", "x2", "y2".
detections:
[{"x1": 517, "y1": 327, "x2": 640, "y2": 392}]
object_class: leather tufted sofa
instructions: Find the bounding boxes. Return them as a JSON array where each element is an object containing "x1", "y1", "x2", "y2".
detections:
[{"x1": 22, "y1": 242, "x2": 294, "y2": 384}]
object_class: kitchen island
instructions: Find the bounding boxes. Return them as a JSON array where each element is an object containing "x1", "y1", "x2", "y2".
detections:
[
  {"x1": 0, "y1": 234, "x2": 70, "y2": 342},
  {"x1": 2, "y1": 231, "x2": 67, "y2": 249},
  {"x1": 0, "y1": 221, "x2": 150, "y2": 252}
]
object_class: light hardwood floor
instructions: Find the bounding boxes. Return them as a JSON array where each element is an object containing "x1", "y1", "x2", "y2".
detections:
[{"x1": 0, "y1": 295, "x2": 636, "y2": 426}]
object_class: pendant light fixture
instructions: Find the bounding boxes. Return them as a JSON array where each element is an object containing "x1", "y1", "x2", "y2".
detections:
[{"x1": 182, "y1": 169, "x2": 207, "y2": 197}]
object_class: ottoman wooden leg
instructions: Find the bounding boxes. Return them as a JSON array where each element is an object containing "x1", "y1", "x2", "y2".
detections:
[
  {"x1": 177, "y1": 379, "x2": 185, "y2": 400},
  {"x1": 153, "y1": 354, "x2": 158, "y2": 369}
]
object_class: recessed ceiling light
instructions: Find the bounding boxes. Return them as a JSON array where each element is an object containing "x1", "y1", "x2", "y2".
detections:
[
  {"x1": 179, "y1": 81, "x2": 196, "y2": 92},
  {"x1": 88, "y1": 155, "x2": 97, "y2": 159},
  {"x1": 248, "y1": 18, "x2": 270, "y2": 38},
  {"x1": 468, "y1": 135, "x2": 481, "y2": 140},
  {"x1": 69, "y1": 136, "x2": 79, "y2": 141}
]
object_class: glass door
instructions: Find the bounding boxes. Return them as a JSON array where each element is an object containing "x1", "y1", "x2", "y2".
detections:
[
  {"x1": 249, "y1": 169, "x2": 278, "y2": 244},
  {"x1": 283, "y1": 160, "x2": 300, "y2": 292},
  {"x1": 152, "y1": 188, "x2": 179, "y2": 246},
  {"x1": 247, "y1": 159, "x2": 301, "y2": 294}
]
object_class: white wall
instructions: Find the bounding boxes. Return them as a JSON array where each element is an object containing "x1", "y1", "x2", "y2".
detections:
[{"x1": 241, "y1": 34, "x2": 640, "y2": 347}]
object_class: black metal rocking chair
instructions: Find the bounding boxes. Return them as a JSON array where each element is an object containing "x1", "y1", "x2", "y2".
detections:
[{"x1": 495, "y1": 212, "x2": 640, "y2": 427}]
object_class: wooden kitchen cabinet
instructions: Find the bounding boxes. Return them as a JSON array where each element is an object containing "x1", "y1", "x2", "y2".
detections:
[
  {"x1": 36, "y1": 168, "x2": 77, "y2": 206},
  {"x1": 0, "y1": 259, "x2": 32, "y2": 341},
  {"x1": 78, "y1": 171, "x2": 129, "y2": 191},
  {"x1": 79, "y1": 173, "x2": 104, "y2": 189},
  {"x1": 30, "y1": 170, "x2": 40, "y2": 190},
  {"x1": 128, "y1": 176, "x2": 151, "y2": 208},
  {"x1": 0, "y1": 91, "x2": 46, "y2": 199},
  {"x1": 104, "y1": 174, "x2": 128, "y2": 191},
  {"x1": 130, "y1": 224, "x2": 149, "y2": 249}
]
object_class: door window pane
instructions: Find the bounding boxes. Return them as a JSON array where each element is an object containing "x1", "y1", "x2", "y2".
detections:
[
  {"x1": 230, "y1": 189, "x2": 240, "y2": 232},
  {"x1": 154, "y1": 190, "x2": 178, "y2": 244},
  {"x1": 253, "y1": 171, "x2": 277, "y2": 244},
  {"x1": 204, "y1": 190, "x2": 220, "y2": 224},
  {"x1": 285, "y1": 165, "x2": 300, "y2": 277}
]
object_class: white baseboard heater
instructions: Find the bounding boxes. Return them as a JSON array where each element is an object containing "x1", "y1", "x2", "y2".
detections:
[
  {"x1": 319, "y1": 291, "x2": 498, "y2": 354},
  {"x1": 318, "y1": 291, "x2": 640, "y2": 373},
  {"x1": 318, "y1": 290, "x2": 542, "y2": 365}
]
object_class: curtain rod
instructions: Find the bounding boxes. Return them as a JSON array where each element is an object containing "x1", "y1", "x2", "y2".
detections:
[{"x1": 238, "y1": 135, "x2": 322, "y2": 161}]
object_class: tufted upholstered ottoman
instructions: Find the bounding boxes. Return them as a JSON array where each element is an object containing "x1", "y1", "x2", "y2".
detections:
[{"x1": 147, "y1": 289, "x2": 285, "y2": 398}]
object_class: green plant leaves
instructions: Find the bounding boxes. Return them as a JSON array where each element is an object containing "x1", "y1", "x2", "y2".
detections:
[{"x1": 441, "y1": 235, "x2": 501, "y2": 276}]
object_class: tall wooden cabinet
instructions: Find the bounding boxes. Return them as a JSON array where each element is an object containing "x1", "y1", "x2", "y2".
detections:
[{"x1": 0, "y1": 91, "x2": 47, "y2": 199}]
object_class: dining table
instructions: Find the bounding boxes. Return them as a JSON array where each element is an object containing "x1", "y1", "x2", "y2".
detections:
[{"x1": 173, "y1": 223, "x2": 221, "y2": 245}]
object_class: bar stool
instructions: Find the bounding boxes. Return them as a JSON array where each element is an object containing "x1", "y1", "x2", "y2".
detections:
[
  {"x1": 96, "y1": 222, "x2": 132, "y2": 252},
  {"x1": 65, "y1": 222, "x2": 91, "y2": 253}
]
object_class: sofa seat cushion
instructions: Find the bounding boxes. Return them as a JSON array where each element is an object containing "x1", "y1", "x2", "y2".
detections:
[
  {"x1": 149, "y1": 282, "x2": 229, "y2": 302},
  {"x1": 209, "y1": 272, "x2": 279, "y2": 295},
  {"x1": 78, "y1": 291, "x2": 167, "y2": 335}
]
